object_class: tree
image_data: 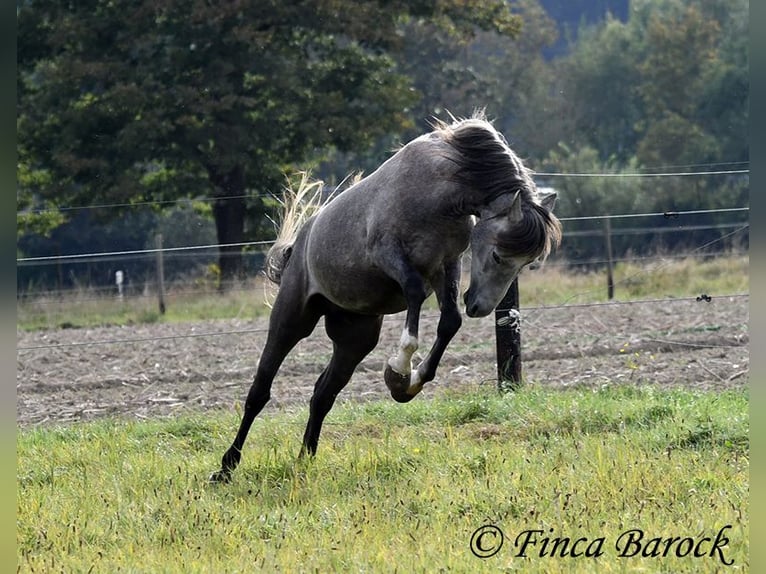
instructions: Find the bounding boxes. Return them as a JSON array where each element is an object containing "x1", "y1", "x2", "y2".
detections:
[
  {"x1": 18, "y1": 0, "x2": 520, "y2": 287},
  {"x1": 543, "y1": 13, "x2": 644, "y2": 164},
  {"x1": 535, "y1": 0, "x2": 748, "y2": 262},
  {"x1": 311, "y1": 0, "x2": 547, "y2": 182},
  {"x1": 545, "y1": 0, "x2": 748, "y2": 169},
  {"x1": 466, "y1": 0, "x2": 560, "y2": 159},
  {"x1": 633, "y1": 1, "x2": 721, "y2": 167}
]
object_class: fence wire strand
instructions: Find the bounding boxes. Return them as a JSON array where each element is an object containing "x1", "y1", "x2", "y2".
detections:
[
  {"x1": 17, "y1": 164, "x2": 749, "y2": 215},
  {"x1": 536, "y1": 168, "x2": 748, "y2": 178},
  {"x1": 17, "y1": 292, "x2": 748, "y2": 353},
  {"x1": 16, "y1": 206, "x2": 749, "y2": 265}
]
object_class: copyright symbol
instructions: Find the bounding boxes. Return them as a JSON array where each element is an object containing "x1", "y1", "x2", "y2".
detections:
[{"x1": 470, "y1": 524, "x2": 504, "y2": 558}]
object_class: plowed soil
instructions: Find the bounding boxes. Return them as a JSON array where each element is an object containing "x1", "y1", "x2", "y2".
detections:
[{"x1": 17, "y1": 297, "x2": 748, "y2": 427}]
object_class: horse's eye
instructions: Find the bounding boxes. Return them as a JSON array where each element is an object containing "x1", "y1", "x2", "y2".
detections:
[{"x1": 491, "y1": 250, "x2": 502, "y2": 264}]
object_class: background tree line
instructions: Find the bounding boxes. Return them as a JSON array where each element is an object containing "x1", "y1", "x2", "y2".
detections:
[{"x1": 17, "y1": 0, "x2": 748, "y2": 293}]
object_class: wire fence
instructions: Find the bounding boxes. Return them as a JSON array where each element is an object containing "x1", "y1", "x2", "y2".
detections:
[
  {"x1": 16, "y1": 290, "x2": 750, "y2": 353},
  {"x1": 16, "y1": 168, "x2": 750, "y2": 363},
  {"x1": 15, "y1": 214, "x2": 749, "y2": 306},
  {"x1": 16, "y1": 162, "x2": 749, "y2": 216},
  {"x1": 17, "y1": 214, "x2": 749, "y2": 425},
  {"x1": 16, "y1": 206, "x2": 749, "y2": 266},
  {"x1": 15, "y1": 252, "x2": 746, "y2": 306},
  {"x1": 17, "y1": 158, "x2": 749, "y2": 305}
]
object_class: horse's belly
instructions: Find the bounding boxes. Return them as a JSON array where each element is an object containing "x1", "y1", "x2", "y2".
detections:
[{"x1": 310, "y1": 262, "x2": 411, "y2": 315}]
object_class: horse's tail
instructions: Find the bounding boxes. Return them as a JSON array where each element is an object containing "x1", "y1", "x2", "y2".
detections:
[{"x1": 265, "y1": 172, "x2": 339, "y2": 285}]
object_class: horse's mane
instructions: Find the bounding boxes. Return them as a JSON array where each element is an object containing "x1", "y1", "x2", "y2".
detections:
[
  {"x1": 437, "y1": 112, "x2": 561, "y2": 260},
  {"x1": 435, "y1": 111, "x2": 536, "y2": 205}
]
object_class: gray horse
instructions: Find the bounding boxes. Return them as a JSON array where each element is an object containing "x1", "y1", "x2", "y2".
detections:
[{"x1": 210, "y1": 114, "x2": 561, "y2": 483}]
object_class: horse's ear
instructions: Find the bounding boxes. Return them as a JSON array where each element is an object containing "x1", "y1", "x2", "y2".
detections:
[
  {"x1": 488, "y1": 194, "x2": 523, "y2": 236},
  {"x1": 539, "y1": 190, "x2": 557, "y2": 212},
  {"x1": 508, "y1": 190, "x2": 523, "y2": 223},
  {"x1": 480, "y1": 190, "x2": 522, "y2": 221},
  {"x1": 508, "y1": 191, "x2": 524, "y2": 223}
]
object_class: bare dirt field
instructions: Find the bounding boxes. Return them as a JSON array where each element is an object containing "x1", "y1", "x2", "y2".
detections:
[{"x1": 17, "y1": 296, "x2": 748, "y2": 427}]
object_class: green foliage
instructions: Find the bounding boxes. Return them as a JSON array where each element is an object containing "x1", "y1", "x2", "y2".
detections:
[
  {"x1": 552, "y1": 15, "x2": 642, "y2": 162},
  {"x1": 539, "y1": 136, "x2": 747, "y2": 262},
  {"x1": 17, "y1": 0, "x2": 519, "y2": 281},
  {"x1": 547, "y1": 0, "x2": 748, "y2": 169},
  {"x1": 16, "y1": 154, "x2": 65, "y2": 239},
  {"x1": 544, "y1": 145, "x2": 647, "y2": 216},
  {"x1": 17, "y1": 387, "x2": 748, "y2": 572},
  {"x1": 16, "y1": 0, "x2": 749, "y2": 287},
  {"x1": 16, "y1": 206, "x2": 65, "y2": 241}
]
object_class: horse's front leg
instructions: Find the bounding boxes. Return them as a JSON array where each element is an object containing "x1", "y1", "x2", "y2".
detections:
[
  {"x1": 384, "y1": 271, "x2": 428, "y2": 403},
  {"x1": 411, "y1": 259, "x2": 462, "y2": 389},
  {"x1": 371, "y1": 241, "x2": 429, "y2": 403}
]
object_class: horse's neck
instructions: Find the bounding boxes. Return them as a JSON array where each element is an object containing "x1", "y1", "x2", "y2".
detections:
[{"x1": 385, "y1": 136, "x2": 491, "y2": 218}]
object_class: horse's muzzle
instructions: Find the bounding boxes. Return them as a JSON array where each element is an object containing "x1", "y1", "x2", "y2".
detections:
[
  {"x1": 463, "y1": 290, "x2": 475, "y2": 317},
  {"x1": 463, "y1": 289, "x2": 489, "y2": 318},
  {"x1": 465, "y1": 304, "x2": 480, "y2": 318}
]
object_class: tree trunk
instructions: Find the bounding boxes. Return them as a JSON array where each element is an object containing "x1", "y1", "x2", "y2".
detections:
[{"x1": 209, "y1": 165, "x2": 247, "y2": 291}]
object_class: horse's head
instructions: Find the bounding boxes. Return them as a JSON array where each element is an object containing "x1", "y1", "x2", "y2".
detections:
[{"x1": 464, "y1": 190, "x2": 561, "y2": 318}]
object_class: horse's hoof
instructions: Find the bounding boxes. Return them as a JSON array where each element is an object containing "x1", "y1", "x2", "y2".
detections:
[
  {"x1": 390, "y1": 390, "x2": 417, "y2": 404},
  {"x1": 384, "y1": 365, "x2": 420, "y2": 403},
  {"x1": 384, "y1": 364, "x2": 410, "y2": 393},
  {"x1": 208, "y1": 469, "x2": 231, "y2": 484}
]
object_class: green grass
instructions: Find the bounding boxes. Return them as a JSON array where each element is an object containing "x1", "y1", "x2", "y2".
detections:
[
  {"x1": 16, "y1": 281, "x2": 274, "y2": 331},
  {"x1": 17, "y1": 385, "x2": 748, "y2": 572},
  {"x1": 518, "y1": 254, "x2": 749, "y2": 306},
  {"x1": 16, "y1": 254, "x2": 749, "y2": 331}
]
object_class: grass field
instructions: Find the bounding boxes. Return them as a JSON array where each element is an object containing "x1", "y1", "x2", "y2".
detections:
[
  {"x1": 17, "y1": 385, "x2": 748, "y2": 573},
  {"x1": 17, "y1": 254, "x2": 750, "y2": 571},
  {"x1": 16, "y1": 254, "x2": 749, "y2": 331}
]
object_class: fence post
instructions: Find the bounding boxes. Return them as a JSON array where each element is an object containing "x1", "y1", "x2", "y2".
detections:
[
  {"x1": 155, "y1": 233, "x2": 166, "y2": 315},
  {"x1": 495, "y1": 278, "x2": 522, "y2": 391},
  {"x1": 604, "y1": 217, "x2": 614, "y2": 300},
  {"x1": 115, "y1": 270, "x2": 124, "y2": 300},
  {"x1": 56, "y1": 242, "x2": 64, "y2": 293}
]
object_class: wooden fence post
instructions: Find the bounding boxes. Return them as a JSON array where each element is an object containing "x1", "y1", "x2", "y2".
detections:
[
  {"x1": 495, "y1": 278, "x2": 522, "y2": 391},
  {"x1": 155, "y1": 233, "x2": 166, "y2": 315},
  {"x1": 604, "y1": 217, "x2": 614, "y2": 300}
]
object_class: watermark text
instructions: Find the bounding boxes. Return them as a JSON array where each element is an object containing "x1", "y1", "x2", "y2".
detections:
[{"x1": 469, "y1": 524, "x2": 734, "y2": 566}]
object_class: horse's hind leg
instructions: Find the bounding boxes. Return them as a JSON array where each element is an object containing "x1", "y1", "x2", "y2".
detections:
[
  {"x1": 210, "y1": 290, "x2": 321, "y2": 483},
  {"x1": 300, "y1": 311, "x2": 383, "y2": 456}
]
